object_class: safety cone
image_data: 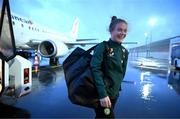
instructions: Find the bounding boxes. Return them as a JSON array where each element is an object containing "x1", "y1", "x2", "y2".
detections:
[{"x1": 34, "y1": 53, "x2": 39, "y2": 73}]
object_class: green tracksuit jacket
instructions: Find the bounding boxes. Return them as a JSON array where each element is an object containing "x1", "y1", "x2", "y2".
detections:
[{"x1": 90, "y1": 39, "x2": 128, "y2": 99}]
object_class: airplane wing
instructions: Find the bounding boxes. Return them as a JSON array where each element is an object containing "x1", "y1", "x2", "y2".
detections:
[
  {"x1": 76, "y1": 39, "x2": 97, "y2": 41},
  {"x1": 65, "y1": 41, "x2": 138, "y2": 45},
  {"x1": 26, "y1": 39, "x2": 42, "y2": 49},
  {"x1": 65, "y1": 41, "x2": 99, "y2": 45}
]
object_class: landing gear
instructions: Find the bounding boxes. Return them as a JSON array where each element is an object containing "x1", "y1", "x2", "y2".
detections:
[{"x1": 49, "y1": 58, "x2": 59, "y2": 66}]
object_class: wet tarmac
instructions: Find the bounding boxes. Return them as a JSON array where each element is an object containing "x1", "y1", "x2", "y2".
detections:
[{"x1": 0, "y1": 60, "x2": 180, "y2": 118}]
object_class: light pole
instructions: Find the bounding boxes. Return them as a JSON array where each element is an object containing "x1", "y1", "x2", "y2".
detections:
[
  {"x1": 144, "y1": 32, "x2": 149, "y2": 57},
  {"x1": 148, "y1": 17, "x2": 157, "y2": 57}
]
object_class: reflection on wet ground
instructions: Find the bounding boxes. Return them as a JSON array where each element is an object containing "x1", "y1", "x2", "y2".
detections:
[
  {"x1": 140, "y1": 71, "x2": 154, "y2": 101},
  {"x1": 0, "y1": 62, "x2": 180, "y2": 118},
  {"x1": 116, "y1": 66, "x2": 180, "y2": 118},
  {"x1": 31, "y1": 66, "x2": 64, "y2": 92},
  {"x1": 168, "y1": 70, "x2": 180, "y2": 95}
]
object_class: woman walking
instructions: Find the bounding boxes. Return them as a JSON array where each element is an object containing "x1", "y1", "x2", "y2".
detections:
[{"x1": 90, "y1": 16, "x2": 129, "y2": 118}]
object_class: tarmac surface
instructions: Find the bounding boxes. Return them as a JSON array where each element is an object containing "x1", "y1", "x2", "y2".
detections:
[{"x1": 0, "y1": 57, "x2": 180, "y2": 118}]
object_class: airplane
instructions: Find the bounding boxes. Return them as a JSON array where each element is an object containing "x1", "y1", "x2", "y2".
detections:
[
  {"x1": 11, "y1": 13, "x2": 97, "y2": 65},
  {"x1": 11, "y1": 13, "x2": 137, "y2": 65}
]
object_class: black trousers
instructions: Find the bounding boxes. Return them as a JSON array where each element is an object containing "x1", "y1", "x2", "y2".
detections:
[{"x1": 94, "y1": 97, "x2": 118, "y2": 119}]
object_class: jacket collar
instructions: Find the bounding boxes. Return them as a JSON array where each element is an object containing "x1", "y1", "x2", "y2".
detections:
[{"x1": 108, "y1": 38, "x2": 122, "y2": 47}]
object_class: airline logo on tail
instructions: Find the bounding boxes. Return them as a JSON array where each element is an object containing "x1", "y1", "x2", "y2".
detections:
[{"x1": 71, "y1": 17, "x2": 79, "y2": 39}]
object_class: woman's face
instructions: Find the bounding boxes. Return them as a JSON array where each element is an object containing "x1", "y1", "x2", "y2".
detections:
[{"x1": 111, "y1": 22, "x2": 128, "y2": 43}]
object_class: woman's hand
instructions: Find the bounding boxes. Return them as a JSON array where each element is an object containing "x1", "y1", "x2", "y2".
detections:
[{"x1": 100, "y1": 96, "x2": 111, "y2": 108}]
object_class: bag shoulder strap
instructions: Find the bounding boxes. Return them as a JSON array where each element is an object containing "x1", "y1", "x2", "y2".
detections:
[
  {"x1": 85, "y1": 45, "x2": 97, "y2": 54},
  {"x1": 102, "y1": 41, "x2": 109, "y2": 55},
  {"x1": 85, "y1": 41, "x2": 108, "y2": 55}
]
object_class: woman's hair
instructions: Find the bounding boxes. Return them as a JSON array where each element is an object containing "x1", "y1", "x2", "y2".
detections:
[{"x1": 109, "y1": 16, "x2": 128, "y2": 32}]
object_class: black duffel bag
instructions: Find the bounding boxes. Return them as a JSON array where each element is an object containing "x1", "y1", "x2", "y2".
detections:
[{"x1": 63, "y1": 44, "x2": 101, "y2": 108}]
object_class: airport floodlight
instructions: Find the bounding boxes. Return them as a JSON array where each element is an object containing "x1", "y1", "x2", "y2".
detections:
[{"x1": 148, "y1": 17, "x2": 157, "y2": 27}]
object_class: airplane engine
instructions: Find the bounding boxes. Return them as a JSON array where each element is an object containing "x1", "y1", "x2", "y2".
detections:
[{"x1": 38, "y1": 40, "x2": 69, "y2": 58}]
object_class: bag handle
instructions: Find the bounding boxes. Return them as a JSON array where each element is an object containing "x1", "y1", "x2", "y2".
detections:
[
  {"x1": 83, "y1": 44, "x2": 98, "y2": 56},
  {"x1": 84, "y1": 41, "x2": 108, "y2": 56}
]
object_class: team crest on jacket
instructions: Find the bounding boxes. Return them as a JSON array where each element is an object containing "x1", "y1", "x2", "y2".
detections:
[{"x1": 107, "y1": 48, "x2": 114, "y2": 56}]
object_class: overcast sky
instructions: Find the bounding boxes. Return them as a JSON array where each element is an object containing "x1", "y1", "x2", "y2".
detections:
[{"x1": 9, "y1": 0, "x2": 180, "y2": 48}]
